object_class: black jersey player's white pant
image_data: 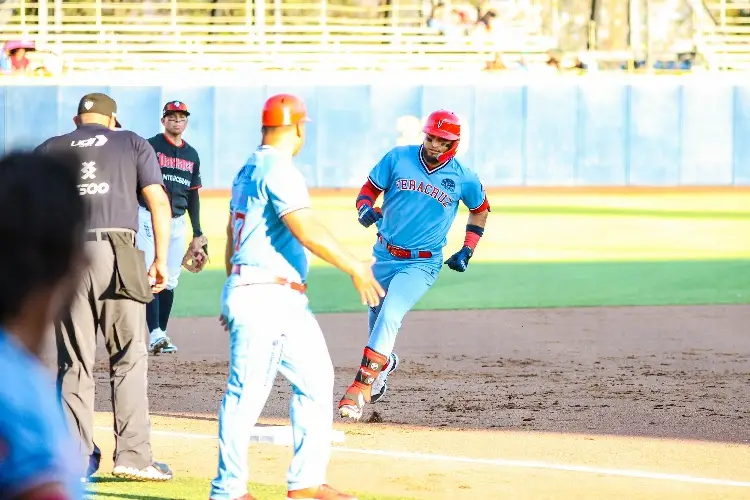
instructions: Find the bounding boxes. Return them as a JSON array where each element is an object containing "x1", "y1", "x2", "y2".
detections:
[{"x1": 135, "y1": 205, "x2": 188, "y2": 354}]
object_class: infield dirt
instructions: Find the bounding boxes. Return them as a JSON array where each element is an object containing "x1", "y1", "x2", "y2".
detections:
[{"x1": 77, "y1": 304, "x2": 750, "y2": 499}]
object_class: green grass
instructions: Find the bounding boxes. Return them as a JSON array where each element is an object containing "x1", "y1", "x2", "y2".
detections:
[
  {"x1": 170, "y1": 191, "x2": 750, "y2": 316},
  {"x1": 85, "y1": 476, "x2": 418, "y2": 500},
  {"x1": 173, "y1": 259, "x2": 750, "y2": 316}
]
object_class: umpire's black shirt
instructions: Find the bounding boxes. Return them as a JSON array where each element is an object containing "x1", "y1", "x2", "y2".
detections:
[
  {"x1": 34, "y1": 124, "x2": 164, "y2": 231},
  {"x1": 138, "y1": 134, "x2": 202, "y2": 217}
]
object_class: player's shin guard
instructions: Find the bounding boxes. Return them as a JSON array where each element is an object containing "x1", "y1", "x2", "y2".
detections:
[{"x1": 338, "y1": 347, "x2": 387, "y2": 418}]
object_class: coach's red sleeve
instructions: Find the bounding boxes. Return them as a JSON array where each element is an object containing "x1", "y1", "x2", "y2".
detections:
[{"x1": 355, "y1": 179, "x2": 383, "y2": 209}]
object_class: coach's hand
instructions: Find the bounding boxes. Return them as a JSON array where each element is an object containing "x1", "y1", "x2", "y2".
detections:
[
  {"x1": 357, "y1": 205, "x2": 383, "y2": 228},
  {"x1": 350, "y1": 261, "x2": 386, "y2": 307},
  {"x1": 444, "y1": 246, "x2": 473, "y2": 272}
]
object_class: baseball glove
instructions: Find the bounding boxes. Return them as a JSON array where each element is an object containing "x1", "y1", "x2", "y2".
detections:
[{"x1": 182, "y1": 235, "x2": 209, "y2": 273}]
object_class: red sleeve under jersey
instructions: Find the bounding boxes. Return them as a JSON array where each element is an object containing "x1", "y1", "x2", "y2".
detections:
[
  {"x1": 355, "y1": 179, "x2": 383, "y2": 209},
  {"x1": 469, "y1": 196, "x2": 490, "y2": 214}
]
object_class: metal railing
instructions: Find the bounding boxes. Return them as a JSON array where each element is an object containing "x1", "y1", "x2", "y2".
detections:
[
  {"x1": 697, "y1": 1, "x2": 750, "y2": 69},
  {"x1": 0, "y1": 0, "x2": 554, "y2": 72}
]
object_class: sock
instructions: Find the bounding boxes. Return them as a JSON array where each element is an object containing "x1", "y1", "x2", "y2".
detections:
[
  {"x1": 159, "y1": 288, "x2": 175, "y2": 332},
  {"x1": 146, "y1": 293, "x2": 160, "y2": 334}
]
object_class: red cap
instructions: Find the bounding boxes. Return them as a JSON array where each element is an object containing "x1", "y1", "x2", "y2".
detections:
[{"x1": 163, "y1": 100, "x2": 190, "y2": 117}]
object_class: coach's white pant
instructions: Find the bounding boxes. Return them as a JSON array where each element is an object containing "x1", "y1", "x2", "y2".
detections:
[{"x1": 135, "y1": 206, "x2": 187, "y2": 291}]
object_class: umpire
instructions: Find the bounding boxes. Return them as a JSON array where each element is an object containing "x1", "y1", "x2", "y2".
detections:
[{"x1": 34, "y1": 92, "x2": 175, "y2": 482}]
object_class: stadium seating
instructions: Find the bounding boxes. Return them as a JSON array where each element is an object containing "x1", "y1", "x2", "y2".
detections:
[
  {"x1": 0, "y1": 0, "x2": 555, "y2": 73},
  {"x1": 698, "y1": 1, "x2": 750, "y2": 69}
]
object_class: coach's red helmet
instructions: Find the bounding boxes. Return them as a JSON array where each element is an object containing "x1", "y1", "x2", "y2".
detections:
[
  {"x1": 422, "y1": 109, "x2": 460, "y2": 163},
  {"x1": 262, "y1": 93, "x2": 311, "y2": 127}
]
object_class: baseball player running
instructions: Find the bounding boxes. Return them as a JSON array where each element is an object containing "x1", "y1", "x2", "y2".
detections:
[
  {"x1": 209, "y1": 93, "x2": 384, "y2": 500},
  {"x1": 338, "y1": 109, "x2": 491, "y2": 420},
  {"x1": 137, "y1": 100, "x2": 208, "y2": 355}
]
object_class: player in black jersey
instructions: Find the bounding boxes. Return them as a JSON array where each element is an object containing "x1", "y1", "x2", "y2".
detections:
[{"x1": 136, "y1": 100, "x2": 205, "y2": 355}]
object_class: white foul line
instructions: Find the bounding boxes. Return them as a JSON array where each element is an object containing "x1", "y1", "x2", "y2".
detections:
[
  {"x1": 94, "y1": 426, "x2": 750, "y2": 488},
  {"x1": 332, "y1": 447, "x2": 750, "y2": 488}
]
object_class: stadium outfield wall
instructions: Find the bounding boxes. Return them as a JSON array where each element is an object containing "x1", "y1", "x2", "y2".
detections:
[{"x1": 1, "y1": 72, "x2": 747, "y2": 188}]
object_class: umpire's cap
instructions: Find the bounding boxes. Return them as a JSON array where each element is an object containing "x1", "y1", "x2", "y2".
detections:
[
  {"x1": 262, "y1": 93, "x2": 310, "y2": 127},
  {"x1": 77, "y1": 93, "x2": 122, "y2": 128}
]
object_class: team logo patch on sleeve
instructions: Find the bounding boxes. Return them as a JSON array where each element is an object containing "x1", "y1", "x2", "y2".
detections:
[{"x1": 441, "y1": 178, "x2": 455, "y2": 192}]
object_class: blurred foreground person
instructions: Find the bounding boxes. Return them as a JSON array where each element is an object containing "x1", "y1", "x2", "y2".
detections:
[{"x1": 0, "y1": 151, "x2": 87, "y2": 500}]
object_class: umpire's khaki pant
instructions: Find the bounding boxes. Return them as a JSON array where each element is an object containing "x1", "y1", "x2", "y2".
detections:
[{"x1": 55, "y1": 229, "x2": 154, "y2": 474}]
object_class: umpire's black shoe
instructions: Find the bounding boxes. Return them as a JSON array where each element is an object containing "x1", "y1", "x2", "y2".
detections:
[{"x1": 112, "y1": 461, "x2": 173, "y2": 481}]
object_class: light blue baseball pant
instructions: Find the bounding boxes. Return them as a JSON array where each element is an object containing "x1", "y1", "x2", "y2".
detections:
[
  {"x1": 209, "y1": 274, "x2": 335, "y2": 499},
  {"x1": 366, "y1": 243, "x2": 442, "y2": 357}
]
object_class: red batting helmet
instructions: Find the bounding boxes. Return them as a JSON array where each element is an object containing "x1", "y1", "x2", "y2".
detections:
[
  {"x1": 262, "y1": 93, "x2": 311, "y2": 127},
  {"x1": 422, "y1": 109, "x2": 460, "y2": 163}
]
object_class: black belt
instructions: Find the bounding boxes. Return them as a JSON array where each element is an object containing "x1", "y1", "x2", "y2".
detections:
[
  {"x1": 85, "y1": 230, "x2": 133, "y2": 242},
  {"x1": 86, "y1": 232, "x2": 111, "y2": 242},
  {"x1": 139, "y1": 204, "x2": 182, "y2": 219}
]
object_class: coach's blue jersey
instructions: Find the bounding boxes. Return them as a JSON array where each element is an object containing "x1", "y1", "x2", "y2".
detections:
[
  {"x1": 229, "y1": 145, "x2": 311, "y2": 283},
  {"x1": 0, "y1": 331, "x2": 84, "y2": 499},
  {"x1": 368, "y1": 145, "x2": 486, "y2": 252}
]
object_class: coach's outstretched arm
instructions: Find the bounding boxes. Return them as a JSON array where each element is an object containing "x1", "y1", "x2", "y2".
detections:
[
  {"x1": 221, "y1": 207, "x2": 385, "y2": 307},
  {"x1": 283, "y1": 208, "x2": 386, "y2": 307}
]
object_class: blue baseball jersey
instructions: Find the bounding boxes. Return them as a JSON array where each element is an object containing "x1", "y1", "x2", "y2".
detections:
[
  {"x1": 0, "y1": 331, "x2": 84, "y2": 499},
  {"x1": 229, "y1": 145, "x2": 311, "y2": 283},
  {"x1": 368, "y1": 145, "x2": 486, "y2": 252}
]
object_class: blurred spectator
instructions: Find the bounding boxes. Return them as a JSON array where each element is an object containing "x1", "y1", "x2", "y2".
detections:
[
  {"x1": 31, "y1": 66, "x2": 53, "y2": 76},
  {"x1": 545, "y1": 49, "x2": 562, "y2": 71},
  {"x1": 1, "y1": 40, "x2": 36, "y2": 75},
  {"x1": 483, "y1": 52, "x2": 530, "y2": 71},
  {"x1": 476, "y1": 0, "x2": 498, "y2": 32},
  {"x1": 427, "y1": 2, "x2": 468, "y2": 36},
  {"x1": 485, "y1": 52, "x2": 507, "y2": 70}
]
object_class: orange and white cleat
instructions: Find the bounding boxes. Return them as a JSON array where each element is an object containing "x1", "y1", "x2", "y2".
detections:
[
  {"x1": 338, "y1": 383, "x2": 367, "y2": 420},
  {"x1": 287, "y1": 484, "x2": 358, "y2": 500}
]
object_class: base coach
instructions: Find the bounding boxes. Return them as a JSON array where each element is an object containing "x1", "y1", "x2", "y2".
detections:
[{"x1": 34, "y1": 93, "x2": 175, "y2": 481}]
